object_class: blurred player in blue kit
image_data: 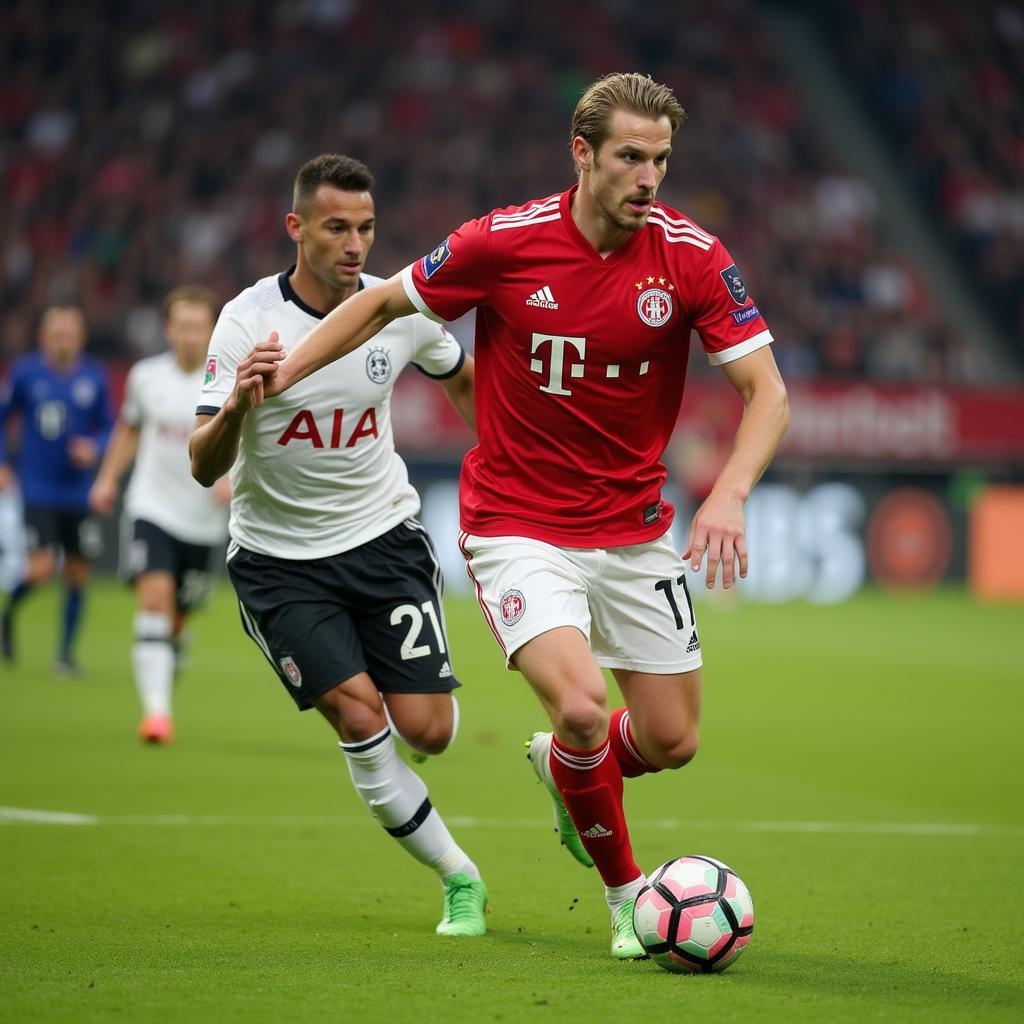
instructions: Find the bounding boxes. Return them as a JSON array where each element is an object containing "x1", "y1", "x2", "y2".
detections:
[{"x1": 0, "y1": 305, "x2": 113, "y2": 674}]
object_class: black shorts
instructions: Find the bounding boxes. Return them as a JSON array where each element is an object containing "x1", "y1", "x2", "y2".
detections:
[
  {"x1": 24, "y1": 505, "x2": 102, "y2": 559},
  {"x1": 227, "y1": 519, "x2": 460, "y2": 711},
  {"x1": 123, "y1": 519, "x2": 218, "y2": 613}
]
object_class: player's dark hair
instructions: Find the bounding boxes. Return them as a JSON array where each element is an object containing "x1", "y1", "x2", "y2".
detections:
[
  {"x1": 293, "y1": 154, "x2": 375, "y2": 216},
  {"x1": 38, "y1": 304, "x2": 85, "y2": 332},
  {"x1": 570, "y1": 73, "x2": 687, "y2": 171},
  {"x1": 163, "y1": 285, "x2": 219, "y2": 322}
]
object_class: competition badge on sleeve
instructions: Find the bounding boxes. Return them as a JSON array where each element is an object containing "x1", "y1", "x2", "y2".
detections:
[
  {"x1": 204, "y1": 356, "x2": 218, "y2": 386},
  {"x1": 719, "y1": 264, "x2": 749, "y2": 305},
  {"x1": 422, "y1": 237, "x2": 452, "y2": 280}
]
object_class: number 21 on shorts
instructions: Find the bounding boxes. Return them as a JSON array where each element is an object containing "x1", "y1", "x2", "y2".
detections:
[{"x1": 390, "y1": 600, "x2": 447, "y2": 660}]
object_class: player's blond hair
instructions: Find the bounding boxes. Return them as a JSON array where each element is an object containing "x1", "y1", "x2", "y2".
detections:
[
  {"x1": 570, "y1": 73, "x2": 687, "y2": 169},
  {"x1": 163, "y1": 285, "x2": 220, "y2": 322}
]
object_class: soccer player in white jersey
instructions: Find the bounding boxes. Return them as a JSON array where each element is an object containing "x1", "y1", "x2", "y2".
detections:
[
  {"x1": 90, "y1": 287, "x2": 229, "y2": 744},
  {"x1": 187, "y1": 155, "x2": 486, "y2": 938},
  {"x1": 259, "y1": 77, "x2": 790, "y2": 960}
]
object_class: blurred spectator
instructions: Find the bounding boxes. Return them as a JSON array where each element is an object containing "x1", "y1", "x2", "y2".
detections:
[
  {"x1": 826, "y1": 0, "x2": 1024, "y2": 362},
  {"x1": 0, "y1": 0, "x2": 1011, "y2": 382}
]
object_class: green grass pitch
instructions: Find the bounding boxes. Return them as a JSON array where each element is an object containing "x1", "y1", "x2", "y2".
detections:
[{"x1": 1, "y1": 580, "x2": 1021, "y2": 1022}]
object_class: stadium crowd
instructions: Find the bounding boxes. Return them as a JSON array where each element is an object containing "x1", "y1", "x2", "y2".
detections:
[
  {"x1": 1, "y1": 0, "x2": 1014, "y2": 381},
  {"x1": 825, "y1": 0, "x2": 1024, "y2": 360}
]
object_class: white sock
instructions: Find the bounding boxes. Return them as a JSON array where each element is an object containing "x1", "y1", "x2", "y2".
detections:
[
  {"x1": 605, "y1": 875, "x2": 646, "y2": 914},
  {"x1": 339, "y1": 726, "x2": 479, "y2": 883},
  {"x1": 132, "y1": 611, "x2": 174, "y2": 717}
]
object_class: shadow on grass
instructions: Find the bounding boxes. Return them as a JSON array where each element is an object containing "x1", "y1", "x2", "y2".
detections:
[{"x1": 717, "y1": 949, "x2": 1023, "y2": 1012}]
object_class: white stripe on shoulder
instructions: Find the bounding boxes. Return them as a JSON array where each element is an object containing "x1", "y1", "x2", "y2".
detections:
[
  {"x1": 491, "y1": 211, "x2": 561, "y2": 233},
  {"x1": 490, "y1": 195, "x2": 561, "y2": 223},
  {"x1": 647, "y1": 216, "x2": 712, "y2": 251},
  {"x1": 400, "y1": 264, "x2": 443, "y2": 323},
  {"x1": 648, "y1": 214, "x2": 714, "y2": 244},
  {"x1": 649, "y1": 208, "x2": 714, "y2": 243},
  {"x1": 708, "y1": 329, "x2": 774, "y2": 366}
]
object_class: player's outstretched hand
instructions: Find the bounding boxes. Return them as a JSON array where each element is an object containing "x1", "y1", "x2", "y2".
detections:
[
  {"x1": 88, "y1": 478, "x2": 117, "y2": 517},
  {"x1": 225, "y1": 334, "x2": 284, "y2": 415},
  {"x1": 684, "y1": 491, "x2": 748, "y2": 590}
]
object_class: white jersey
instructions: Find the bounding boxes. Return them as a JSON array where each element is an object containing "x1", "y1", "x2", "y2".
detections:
[
  {"x1": 122, "y1": 352, "x2": 229, "y2": 546},
  {"x1": 198, "y1": 270, "x2": 465, "y2": 560}
]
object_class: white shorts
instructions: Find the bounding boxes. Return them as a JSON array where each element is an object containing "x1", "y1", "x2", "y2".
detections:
[{"x1": 458, "y1": 531, "x2": 702, "y2": 674}]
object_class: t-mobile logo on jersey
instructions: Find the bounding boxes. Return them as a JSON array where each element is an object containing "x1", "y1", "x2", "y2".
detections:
[{"x1": 530, "y1": 333, "x2": 587, "y2": 396}]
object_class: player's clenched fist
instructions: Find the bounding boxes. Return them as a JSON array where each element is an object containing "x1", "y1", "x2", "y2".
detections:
[{"x1": 224, "y1": 333, "x2": 284, "y2": 415}]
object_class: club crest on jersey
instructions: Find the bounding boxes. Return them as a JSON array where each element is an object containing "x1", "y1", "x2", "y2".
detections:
[
  {"x1": 365, "y1": 345, "x2": 392, "y2": 384},
  {"x1": 719, "y1": 264, "x2": 748, "y2": 306},
  {"x1": 204, "y1": 356, "x2": 218, "y2": 386},
  {"x1": 637, "y1": 287, "x2": 673, "y2": 327},
  {"x1": 279, "y1": 656, "x2": 302, "y2": 688},
  {"x1": 499, "y1": 588, "x2": 525, "y2": 626},
  {"x1": 422, "y1": 237, "x2": 452, "y2": 280}
]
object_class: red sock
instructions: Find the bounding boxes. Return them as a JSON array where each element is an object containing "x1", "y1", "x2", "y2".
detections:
[
  {"x1": 608, "y1": 707, "x2": 661, "y2": 778},
  {"x1": 548, "y1": 735, "x2": 642, "y2": 887}
]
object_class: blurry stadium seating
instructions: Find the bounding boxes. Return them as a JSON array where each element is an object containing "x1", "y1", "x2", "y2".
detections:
[
  {"x1": 822, "y1": 0, "x2": 1024, "y2": 362},
  {"x1": 0, "y1": 0, "x2": 1020, "y2": 383}
]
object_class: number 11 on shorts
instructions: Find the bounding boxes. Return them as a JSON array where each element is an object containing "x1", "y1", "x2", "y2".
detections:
[{"x1": 654, "y1": 575, "x2": 694, "y2": 631}]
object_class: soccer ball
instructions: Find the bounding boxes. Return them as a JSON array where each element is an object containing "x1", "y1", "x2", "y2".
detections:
[{"x1": 633, "y1": 855, "x2": 754, "y2": 973}]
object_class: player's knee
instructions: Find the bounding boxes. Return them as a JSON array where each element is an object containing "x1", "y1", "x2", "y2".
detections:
[
  {"x1": 386, "y1": 694, "x2": 458, "y2": 756},
  {"x1": 314, "y1": 685, "x2": 387, "y2": 742},
  {"x1": 554, "y1": 696, "x2": 609, "y2": 750},
  {"x1": 650, "y1": 729, "x2": 700, "y2": 770},
  {"x1": 402, "y1": 720, "x2": 452, "y2": 757}
]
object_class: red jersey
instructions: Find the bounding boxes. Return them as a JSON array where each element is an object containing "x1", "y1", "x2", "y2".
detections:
[{"x1": 402, "y1": 186, "x2": 773, "y2": 547}]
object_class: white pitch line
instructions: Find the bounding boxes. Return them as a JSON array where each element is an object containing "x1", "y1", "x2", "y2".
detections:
[
  {"x1": 1, "y1": 806, "x2": 1021, "y2": 838},
  {"x1": 0, "y1": 806, "x2": 98, "y2": 825}
]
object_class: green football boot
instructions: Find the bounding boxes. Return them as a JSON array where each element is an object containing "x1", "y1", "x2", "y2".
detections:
[
  {"x1": 610, "y1": 896, "x2": 647, "y2": 960},
  {"x1": 436, "y1": 873, "x2": 488, "y2": 937},
  {"x1": 525, "y1": 732, "x2": 595, "y2": 869}
]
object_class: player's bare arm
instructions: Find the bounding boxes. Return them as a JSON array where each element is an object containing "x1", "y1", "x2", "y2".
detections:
[
  {"x1": 266, "y1": 274, "x2": 415, "y2": 396},
  {"x1": 189, "y1": 334, "x2": 284, "y2": 486},
  {"x1": 685, "y1": 345, "x2": 789, "y2": 590},
  {"x1": 437, "y1": 355, "x2": 476, "y2": 433},
  {"x1": 89, "y1": 420, "x2": 141, "y2": 516}
]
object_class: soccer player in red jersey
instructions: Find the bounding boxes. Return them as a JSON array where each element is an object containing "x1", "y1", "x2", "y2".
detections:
[{"x1": 260, "y1": 74, "x2": 790, "y2": 959}]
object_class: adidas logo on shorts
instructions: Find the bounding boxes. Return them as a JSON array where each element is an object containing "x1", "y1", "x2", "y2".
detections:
[
  {"x1": 687, "y1": 631, "x2": 701, "y2": 653},
  {"x1": 438, "y1": 661, "x2": 453, "y2": 678}
]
